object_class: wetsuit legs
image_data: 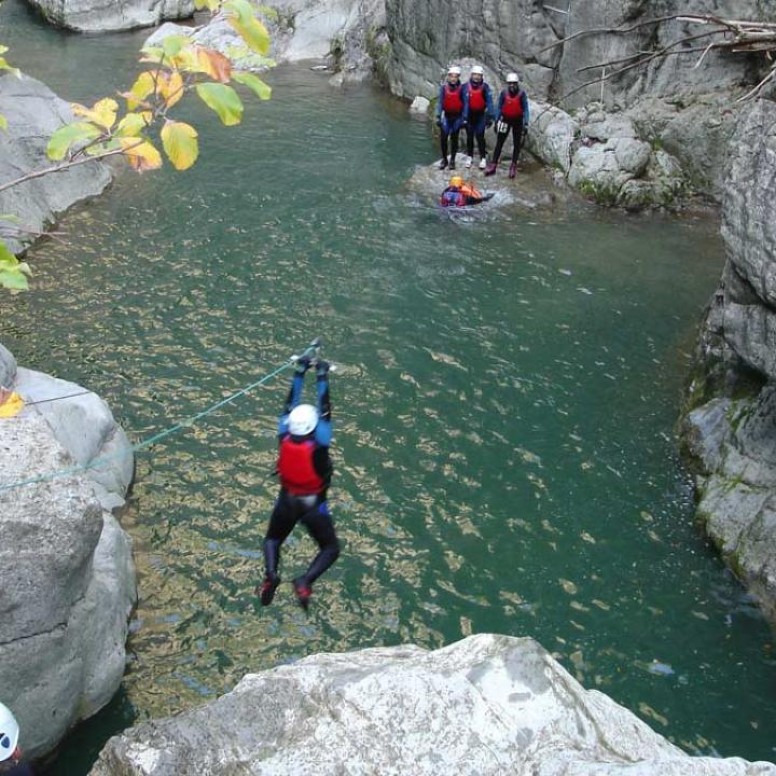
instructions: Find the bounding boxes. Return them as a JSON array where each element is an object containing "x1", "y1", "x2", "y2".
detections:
[
  {"x1": 491, "y1": 129, "x2": 508, "y2": 164},
  {"x1": 466, "y1": 126, "x2": 475, "y2": 158},
  {"x1": 440, "y1": 132, "x2": 449, "y2": 161},
  {"x1": 511, "y1": 128, "x2": 524, "y2": 164},
  {"x1": 476, "y1": 131, "x2": 487, "y2": 159},
  {"x1": 263, "y1": 496, "x2": 296, "y2": 575},
  {"x1": 450, "y1": 131, "x2": 459, "y2": 165},
  {"x1": 299, "y1": 503, "x2": 340, "y2": 585}
]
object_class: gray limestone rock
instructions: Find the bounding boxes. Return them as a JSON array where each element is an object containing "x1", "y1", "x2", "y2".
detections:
[
  {"x1": 0, "y1": 345, "x2": 136, "y2": 758},
  {"x1": 89, "y1": 633, "x2": 776, "y2": 775},
  {"x1": 23, "y1": 0, "x2": 195, "y2": 32},
  {"x1": 0, "y1": 72, "x2": 111, "y2": 255}
]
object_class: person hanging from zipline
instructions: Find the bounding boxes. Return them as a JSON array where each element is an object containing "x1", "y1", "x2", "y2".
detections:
[{"x1": 256, "y1": 353, "x2": 339, "y2": 611}]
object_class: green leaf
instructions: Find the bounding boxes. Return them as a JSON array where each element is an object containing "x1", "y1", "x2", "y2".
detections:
[
  {"x1": 224, "y1": 0, "x2": 271, "y2": 55},
  {"x1": 232, "y1": 71, "x2": 272, "y2": 100},
  {"x1": 195, "y1": 83, "x2": 243, "y2": 126},
  {"x1": 46, "y1": 122, "x2": 103, "y2": 161},
  {"x1": 0, "y1": 245, "x2": 31, "y2": 292},
  {"x1": 161, "y1": 34, "x2": 190, "y2": 58},
  {"x1": 0, "y1": 114, "x2": 7, "y2": 131},
  {"x1": 116, "y1": 111, "x2": 151, "y2": 137},
  {"x1": 161, "y1": 120, "x2": 199, "y2": 170}
]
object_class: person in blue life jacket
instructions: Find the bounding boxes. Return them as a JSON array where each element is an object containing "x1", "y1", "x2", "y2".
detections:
[
  {"x1": 439, "y1": 175, "x2": 490, "y2": 207},
  {"x1": 435, "y1": 65, "x2": 469, "y2": 170},
  {"x1": 0, "y1": 702, "x2": 33, "y2": 776},
  {"x1": 485, "y1": 72, "x2": 530, "y2": 179},
  {"x1": 462, "y1": 65, "x2": 495, "y2": 170},
  {"x1": 256, "y1": 356, "x2": 339, "y2": 611}
]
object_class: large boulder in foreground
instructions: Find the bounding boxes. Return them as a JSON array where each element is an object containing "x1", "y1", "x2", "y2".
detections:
[
  {"x1": 90, "y1": 633, "x2": 775, "y2": 775},
  {"x1": 22, "y1": 0, "x2": 194, "y2": 32},
  {"x1": 0, "y1": 343, "x2": 136, "y2": 758}
]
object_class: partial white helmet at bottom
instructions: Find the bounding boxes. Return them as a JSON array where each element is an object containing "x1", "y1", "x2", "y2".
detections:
[
  {"x1": 506, "y1": 72, "x2": 520, "y2": 84},
  {"x1": 0, "y1": 702, "x2": 20, "y2": 762},
  {"x1": 448, "y1": 65, "x2": 462, "y2": 75},
  {"x1": 288, "y1": 404, "x2": 319, "y2": 437}
]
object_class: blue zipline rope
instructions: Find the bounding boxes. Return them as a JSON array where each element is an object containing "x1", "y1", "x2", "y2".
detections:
[{"x1": 0, "y1": 338, "x2": 322, "y2": 494}]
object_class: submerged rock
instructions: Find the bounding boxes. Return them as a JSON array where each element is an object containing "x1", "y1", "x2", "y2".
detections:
[
  {"x1": 89, "y1": 633, "x2": 776, "y2": 775},
  {"x1": 0, "y1": 343, "x2": 136, "y2": 758}
]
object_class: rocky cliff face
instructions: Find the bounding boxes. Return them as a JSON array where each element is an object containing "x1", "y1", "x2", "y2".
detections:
[
  {"x1": 382, "y1": 1, "x2": 774, "y2": 201},
  {"x1": 0, "y1": 343, "x2": 137, "y2": 758},
  {"x1": 680, "y1": 99, "x2": 776, "y2": 627}
]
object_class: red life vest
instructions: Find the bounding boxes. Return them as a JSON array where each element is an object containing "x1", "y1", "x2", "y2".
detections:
[
  {"x1": 501, "y1": 90, "x2": 524, "y2": 121},
  {"x1": 278, "y1": 437, "x2": 325, "y2": 495},
  {"x1": 442, "y1": 84, "x2": 464, "y2": 115},
  {"x1": 468, "y1": 84, "x2": 486, "y2": 112}
]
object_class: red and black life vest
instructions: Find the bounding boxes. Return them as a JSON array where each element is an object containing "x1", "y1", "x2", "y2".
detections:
[
  {"x1": 501, "y1": 90, "x2": 524, "y2": 121},
  {"x1": 442, "y1": 84, "x2": 464, "y2": 115},
  {"x1": 278, "y1": 437, "x2": 324, "y2": 495},
  {"x1": 468, "y1": 84, "x2": 486, "y2": 112}
]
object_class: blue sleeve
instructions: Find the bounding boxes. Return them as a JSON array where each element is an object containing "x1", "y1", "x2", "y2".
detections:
[
  {"x1": 485, "y1": 85, "x2": 496, "y2": 120},
  {"x1": 521, "y1": 91, "x2": 530, "y2": 126},
  {"x1": 461, "y1": 87, "x2": 469, "y2": 122},
  {"x1": 314, "y1": 376, "x2": 332, "y2": 446},
  {"x1": 277, "y1": 372, "x2": 305, "y2": 436},
  {"x1": 436, "y1": 85, "x2": 444, "y2": 119},
  {"x1": 496, "y1": 90, "x2": 504, "y2": 118}
]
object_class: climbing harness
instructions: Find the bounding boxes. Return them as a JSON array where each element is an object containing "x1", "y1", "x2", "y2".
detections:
[{"x1": 0, "y1": 337, "x2": 323, "y2": 493}]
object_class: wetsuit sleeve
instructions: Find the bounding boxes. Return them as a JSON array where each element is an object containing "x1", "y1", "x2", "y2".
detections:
[
  {"x1": 436, "y1": 85, "x2": 444, "y2": 120},
  {"x1": 521, "y1": 91, "x2": 530, "y2": 128},
  {"x1": 461, "y1": 86, "x2": 469, "y2": 122},
  {"x1": 277, "y1": 372, "x2": 305, "y2": 437},
  {"x1": 485, "y1": 84, "x2": 496, "y2": 121},
  {"x1": 314, "y1": 374, "x2": 332, "y2": 446},
  {"x1": 496, "y1": 90, "x2": 505, "y2": 120}
]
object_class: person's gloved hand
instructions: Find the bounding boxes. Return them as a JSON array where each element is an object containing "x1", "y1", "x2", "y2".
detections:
[
  {"x1": 435, "y1": 117, "x2": 442, "y2": 127},
  {"x1": 295, "y1": 355, "x2": 311, "y2": 374},
  {"x1": 316, "y1": 359, "x2": 330, "y2": 377}
]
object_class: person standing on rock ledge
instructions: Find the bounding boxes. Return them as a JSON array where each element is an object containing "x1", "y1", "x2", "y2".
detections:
[
  {"x1": 435, "y1": 65, "x2": 469, "y2": 170},
  {"x1": 462, "y1": 65, "x2": 495, "y2": 170},
  {"x1": 256, "y1": 354, "x2": 339, "y2": 611},
  {"x1": 485, "y1": 72, "x2": 530, "y2": 179},
  {"x1": 0, "y1": 702, "x2": 33, "y2": 776}
]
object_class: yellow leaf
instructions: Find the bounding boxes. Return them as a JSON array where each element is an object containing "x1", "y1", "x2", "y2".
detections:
[
  {"x1": 119, "y1": 137, "x2": 163, "y2": 172},
  {"x1": 196, "y1": 47, "x2": 232, "y2": 83},
  {"x1": 116, "y1": 112, "x2": 151, "y2": 137},
  {"x1": 0, "y1": 389, "x2": 25, "y2": 418},
  {"x1": 124, "y1": 71, "x2": 156, "y2": 110},
  {"x1": 71, "y1": 97, "x2": 118, "y2": 131},
  {"x1": 158, "y1": 70, "x2": 185, "y2": 108},
  {"x1": 160, "y1": 120, "x2": 199, "y2": 171}
]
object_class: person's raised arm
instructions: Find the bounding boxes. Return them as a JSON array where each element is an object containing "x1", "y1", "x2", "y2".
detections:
[
  {"x1": 314, "y1": 360, "x2": 332, "y2": 447},
  {"x1": 278, "y1": 357, "x2": 309, "y2": 436}
]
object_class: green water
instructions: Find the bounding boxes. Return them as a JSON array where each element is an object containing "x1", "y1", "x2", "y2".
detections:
[{"x1": 2, "y1": 4, "x2": 775, "y2": 772}]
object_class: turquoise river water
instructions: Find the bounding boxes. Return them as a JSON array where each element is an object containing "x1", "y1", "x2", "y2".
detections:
[{"x1": 1, "y1": 2, "x2": 775, "y2": 772}]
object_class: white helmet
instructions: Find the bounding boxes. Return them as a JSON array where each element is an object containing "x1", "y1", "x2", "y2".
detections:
[
  {"x1": 448, "y1": 65, "x2": 462, "y2": 75},
  {"x1": 0, "y1": 702, "x2": 19, "y2": 762},
  {"x1": 288, "y1": 404, "x2": 319, "y2": 437},
  {"x1": 506, "y1": 72, "x2": 520, "y2": 84},
  {"x1": 470, "y1": 65, "x2": 484, "y2": 76}
]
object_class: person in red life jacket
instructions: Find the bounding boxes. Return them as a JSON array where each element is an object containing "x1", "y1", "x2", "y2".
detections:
[
  {"x1": 435, "y1": 65, "x2": 469, "y2": 170},
  {"x1": 462, "y1": 65, "x2": 495, "y2": 170},
  {"x1": 0, "y1": 702, "x2": 33, "y2": 776},
  {"x1": 484, "y1": 72, "x2": 530, "y2": 179},
  {"x1": 439, "y1": 175, "x2": 489, "y2": 207},
  {"x1": 256, "y1": 355, "x2": 339, "y2": 611}
]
